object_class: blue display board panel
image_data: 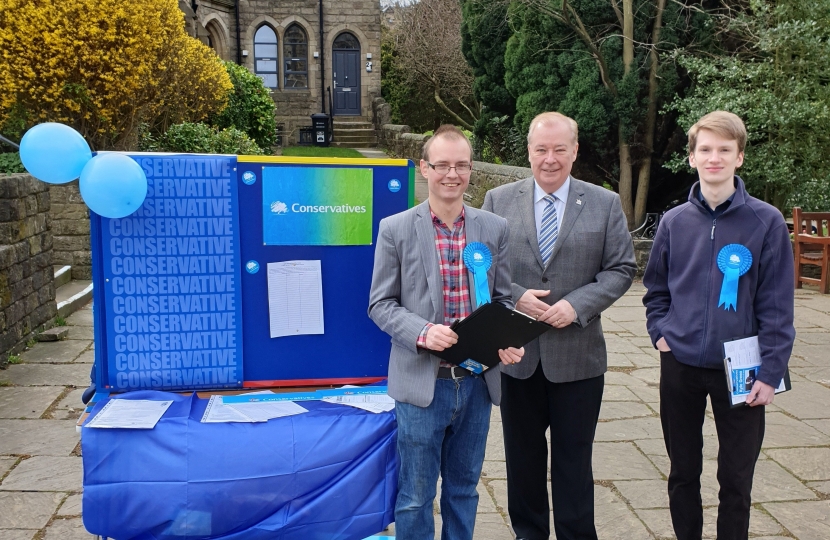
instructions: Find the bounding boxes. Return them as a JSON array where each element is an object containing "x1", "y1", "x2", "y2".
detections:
[
  {"x1": 91, "y1": 154, "x2": 414, "y2": 391},
  {"x1": 236, "y1": 156, "x2": 413, "y2": 386},
  {"x1": 91, "y1": 154, "x2": 244, "y2": 392}
]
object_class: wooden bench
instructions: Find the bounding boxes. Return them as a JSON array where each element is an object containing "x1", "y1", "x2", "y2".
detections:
[{"x1": 793, "y1": 207, "x2": 830, "y2": 293}]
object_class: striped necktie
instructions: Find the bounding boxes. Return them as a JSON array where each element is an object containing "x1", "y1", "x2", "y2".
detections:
[{"x1": 539, "y1": 194, "x2": 559, "y2": 264}]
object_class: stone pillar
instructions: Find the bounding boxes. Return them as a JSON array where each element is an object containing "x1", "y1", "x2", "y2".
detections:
[
  {"x1": 49, "y1": 182, "x2": 91, "y2": 279},
  {"x1": 0, "y1": 173, "x2": 57, "y2": 363}
]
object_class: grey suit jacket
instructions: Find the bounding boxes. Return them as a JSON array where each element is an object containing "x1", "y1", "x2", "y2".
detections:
[
  {"x1": 482, "y1": 177, "x2": 636, "y2": 382},
  {"x1": 368, "y1": 201, "x2": 512, "y2": 407}
]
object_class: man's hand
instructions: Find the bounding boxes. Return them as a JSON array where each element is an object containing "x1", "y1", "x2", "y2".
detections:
[
  {"x1": 656, "y1": 337, "x2": 671, "y2": 352},
  {"x1": 746, "y1": 380, "x2": 775, "y2": 407},
  {"x1": 424, "y1": 324, "x2": 458, "y2": 351},
  {"x1": 516, "y1": 289, "x2": 551, "y2": 318},
  {"x1": 538, "y1": 299, "x2": 577, "y2": 329},
  {"x1": 498, "y1": 347, "x2": 524, "y2": 366}
]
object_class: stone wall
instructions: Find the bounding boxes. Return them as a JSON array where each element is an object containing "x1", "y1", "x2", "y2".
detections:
[
  {"x1": 49, "y1": 182, "x2": 91, "y2": 280},
  {"x1": 197, "y1": 0, "x2": 383, "y2": 144},
  {"x1": 0, "y1": 174, "x2": 57, "y2": 363}
]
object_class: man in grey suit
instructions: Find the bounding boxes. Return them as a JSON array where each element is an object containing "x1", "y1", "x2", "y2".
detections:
[
  {"x1": 482, "y1": 112, "x2": 636, "y2": 540},
  {"x1": 369, "y1": 125, "x2": 524, "y2": 540}
]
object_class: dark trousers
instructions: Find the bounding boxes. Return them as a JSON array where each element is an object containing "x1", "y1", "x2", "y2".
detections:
[
  {"x1": 501, "y1": 365, "x2": 604, "y2": 540},
  {"x1": 660, "y1": 351, "x2": 765, "y2": 540}
]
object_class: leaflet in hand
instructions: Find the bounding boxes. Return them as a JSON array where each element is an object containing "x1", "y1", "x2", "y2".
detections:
[{"x1": 723, "y1": 335, "x2": 790, "y2": 406}]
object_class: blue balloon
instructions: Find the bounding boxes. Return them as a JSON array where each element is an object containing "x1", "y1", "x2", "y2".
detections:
[
  {"x1": 19, "y1": 123, "x2": 92, "y2": 184},
  {"x1": 79, "y1": 153, "x2": 147, "y2": 219}
]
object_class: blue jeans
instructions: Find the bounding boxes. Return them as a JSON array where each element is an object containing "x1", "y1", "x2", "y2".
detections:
[{"x1": 394, "y1": 375, "x2": 492, "y2": 540}]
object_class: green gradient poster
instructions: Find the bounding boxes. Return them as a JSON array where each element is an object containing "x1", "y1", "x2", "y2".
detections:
[{"x1": 262, "y1": 166, "x2": 373, "y2": 245}]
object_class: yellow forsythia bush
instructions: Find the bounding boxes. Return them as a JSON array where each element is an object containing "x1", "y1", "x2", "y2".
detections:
[{"x1": 0, "y1": 0, "x2": 232, "y2": 149}]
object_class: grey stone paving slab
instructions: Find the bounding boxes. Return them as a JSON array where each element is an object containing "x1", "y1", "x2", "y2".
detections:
[
  {"x1": 648, "y1": 455, "x2": 670, "y2": 478},
  {"x1": 480, "y1": 460, "x2": 506, "y2": 480},
  {"x1": 635, "y1": 506, "x2": 779, "y2": 539},
  {"x1": 765, "y1": 447, "x2": 830, "y2": 481},
  {"x1": 600, "y1": 319, "x2": 627, "y2": 332},
  {"x1": 0, "y1": 364, "x2": 91, "y2": 387},
  {"x1": 807, "y1": 480, "x2": 830, "y2": 496},
  {"x1": 761, "y1": 412, "x2": 830, "y2": 448},
  {"x1": 616, "y1": 320, "x2": 650, "y2": 337},
  {"x1": 795, "y1": 332, "x2": 830, "y2": 345},
  {"x1": 65, "y1": 308, "x2": 93, "y2": 327},
  {"x1": 488, "y1": 479, "x2": 508, "y2": 514},
  {"x1": 0, "y1": 456, "x2": 83, "y2": 492},
  {"x1": 594, "y1": 484, "x2": 652, "y2": 540},
  {"x1": 604, "y1": 371, "x2": 649, "y2": 388},
  {"x1": 593, "y1": 442, "x2": 662, "y2": 481},
  {"x1": 791, "y1": 345, "x2": 830, "y2": 367},
  {"x1": 752, "y1": 458, "x2": 819, "y2": 502},
  {"x1": 52, "y1": 389, "x2": 87, "y2": 421},
  {"x1": 0, "y1": 530, "x2": 37, "y2": 540},
  {"x1": 628, "y1": 386, "x2": 660, "y2": 404},
  {"x1": 614, "y1": 479, "x2": 669, "y2": 509},
  {"x1": 627, "y1": 353, "x2": 660, "y2": 368},
  {"x1": 763, "y1": 500, "x2": 830, "y2": 540},
  {"x1": 0, "y1": 387, "x2": 64, "y2": 419},
  {"x1": 0, "y1": 492, "x2": 64, "y2": 528},
  {"x1": 603, "y1": 385, "x2": 640, "y2": 402},
  {"x1": 596, "y1": 417, "x2": 664, "y2": 441},
  {"x1": 599, "y1": 401, "x2": 654, "y2": 421},
  {"x1": 57, "y1": 493, "x2": 82, "y2": 516},
  {"x1": 64, "y1": 325, "x2": 94, "y2": 341},
  {"x1": 0, "y1": 420, "x2": 80, "y2": 456},
  {"x1": 608, "y1": 352, "x2": 634, "y2": 368},
  {"x1": 635, "y1": 507, "x2": 676, "y2": 538},
  {"x1": 43, "y1": 516, "x2": 96, "y2": 539},
  {"x1": 795, "y1": 306, "x2": 830, "y2": 330},
  {"x1": 0, "y1": 456, "x2": 17, "y2": 479},
  {"x1": 773, "y1": 380, "x2": 830, "y2": 419},
  {"x1": 605, "y1": 338, "x2": 644, "y2": 355},
  {"x1": 635, "y1": 435, "x2": 720, "y2": 460},
  {"x1": 630, "y1": 367, "x2": 660, "y2": 386},
  {"x1": 483, "y1": 436, "x2": 505, "y2": 462},
  {"x1": 604, "y1": 307, "x2": 646, "y2": 322},
  {"x1": 73, "y1": 349, "x2": 94, "y2": 364},
  {"x1": 17, "y1": 340, "x2": 90, "y2": 364}
]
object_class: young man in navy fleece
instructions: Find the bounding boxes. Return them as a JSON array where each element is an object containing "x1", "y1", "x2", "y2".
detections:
[{"x1": 643, "y1": 111, "x2": 795, "y2": 540}]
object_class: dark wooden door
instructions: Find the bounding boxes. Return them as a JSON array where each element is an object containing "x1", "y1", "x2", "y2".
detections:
[{"x1": 333, "y1": 50, "x2": 360, "y2": 115}]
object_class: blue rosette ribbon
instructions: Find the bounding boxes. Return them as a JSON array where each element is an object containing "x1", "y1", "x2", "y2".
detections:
[
  {"x1": 463, "y1": 242, "x2": 492, "y2": 307},
  {"x1": 717, "y1": 244, "x2": 752, "y2": 311}
]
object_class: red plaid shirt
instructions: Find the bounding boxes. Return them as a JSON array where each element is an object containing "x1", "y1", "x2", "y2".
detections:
[{"x1": 416, "y1": 209, "x2": 472, "y2": 365}]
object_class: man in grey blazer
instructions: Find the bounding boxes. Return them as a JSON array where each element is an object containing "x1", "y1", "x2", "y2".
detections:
[
  {"x1": 369, "y1": 125, "x2": 523, "y2": 540},
  {"x1": 482, "y1": 112, "x2": 636, "y2": 540}
]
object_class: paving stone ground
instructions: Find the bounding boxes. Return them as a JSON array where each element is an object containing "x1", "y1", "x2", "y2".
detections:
[{"x1": 1, "y1": 285, "x2": 829, "y2": 540}]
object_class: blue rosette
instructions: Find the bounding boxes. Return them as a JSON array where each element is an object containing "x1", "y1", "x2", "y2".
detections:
[
  {"x1": 463, "y1": 242, "x2": 492, "y2": 307},
  {"x1": 717, "y1": 244, "x2": 752, "y2": 311}
]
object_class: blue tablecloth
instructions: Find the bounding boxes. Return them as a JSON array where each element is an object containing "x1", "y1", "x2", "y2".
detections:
[{"x1": 82, "y1": 391, "x2": 397, "y2": 540}]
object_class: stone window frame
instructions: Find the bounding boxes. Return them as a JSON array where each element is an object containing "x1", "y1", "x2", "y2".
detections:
[{"x1": 253, "y1": 24, "x2": 279, "y2": 90}]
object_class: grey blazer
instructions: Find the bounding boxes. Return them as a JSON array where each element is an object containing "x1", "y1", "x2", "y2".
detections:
[
  {"x1": 368, "y1": 201, "x2": 512, "y2": 407},
  {"x1": 482, "y1": 177, "x2": 636, "y2": 382}
]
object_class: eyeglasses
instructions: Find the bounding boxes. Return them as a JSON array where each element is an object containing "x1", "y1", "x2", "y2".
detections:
[{"x1": 427, "y1": 162, "x2": 472, "y2": 175}]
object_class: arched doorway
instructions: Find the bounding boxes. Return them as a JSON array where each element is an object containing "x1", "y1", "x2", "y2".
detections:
[{"x1": 332, "y1": 32, "x2": 360, "y2": 116}]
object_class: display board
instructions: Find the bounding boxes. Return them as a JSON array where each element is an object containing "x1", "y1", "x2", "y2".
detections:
[{"x1": 91, "y1": 154, "x2": 414, "y2": 392}]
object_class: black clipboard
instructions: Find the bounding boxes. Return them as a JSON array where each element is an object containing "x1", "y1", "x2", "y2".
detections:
[
  {"x1": 432, "y1": 302, "x2": 552, "y2": 371},
  {"x1": 722, "y1": 335, "x2": 792, "y2": 408}
]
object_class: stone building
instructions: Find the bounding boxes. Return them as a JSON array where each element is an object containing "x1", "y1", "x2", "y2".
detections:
[{"x1": 189, "y1": 0, "x2": 382, "y2": 145}]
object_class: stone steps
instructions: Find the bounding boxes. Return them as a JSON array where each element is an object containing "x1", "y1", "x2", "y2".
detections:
[
  {"x1": 331, "y1": 117, "x2": 375, "y2": 148},
  {"x1": 54, "y1": 265, "x2": 93, "y2": 319}
]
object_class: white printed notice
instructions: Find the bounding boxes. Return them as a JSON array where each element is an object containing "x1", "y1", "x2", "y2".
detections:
[
  {"x1": 267, "y1": 260, "x2": 324, "y2": 338},
  {"x1": 723, "y1": 335, "x2": 788, "y2": 406},
  {"x1": 86, "y1": 399, "x2": 173, "y2": 429}
]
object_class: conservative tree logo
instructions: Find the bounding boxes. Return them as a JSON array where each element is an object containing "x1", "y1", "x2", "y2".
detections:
[{"x1": 270, "y1": 201, "x2": 288, "y2": 214}]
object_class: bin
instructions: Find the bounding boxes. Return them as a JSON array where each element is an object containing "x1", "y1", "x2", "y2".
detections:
[{"x1": 311, "y1": 113, "x2": 330, "y2": 147}]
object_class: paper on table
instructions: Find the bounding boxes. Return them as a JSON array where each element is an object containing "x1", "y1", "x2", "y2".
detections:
[
  {"x1": 201, "y1": 395, "x2": 260, "y2": 423},
  {"x1": 724, "y1": 335, "x2": 786, "y2": 405},
  {"x1": 225, "y1": 399, "x2": 309, "y2": 421},
  {"x1": 86, "y1": 399, "x2": 173, "y2": 429},
  {"x1": 267, "y1": 260, "x2": 324, "y2": 338},
  {"x1": 322, "y1": 394, "x2": 395, "y2": 413}
]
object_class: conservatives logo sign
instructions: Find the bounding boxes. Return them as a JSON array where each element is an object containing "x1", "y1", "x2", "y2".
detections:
[{"x1": 262, "y1": 166, "x2": 373, "y2": 245}]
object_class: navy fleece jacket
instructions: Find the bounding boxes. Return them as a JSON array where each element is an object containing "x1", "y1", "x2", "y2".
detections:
[{"x1": 643, "y1": 177, "x2": 795, "y2": 387}]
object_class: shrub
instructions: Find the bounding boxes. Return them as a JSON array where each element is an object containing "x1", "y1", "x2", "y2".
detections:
[
  {"x1": 0, "y1": 0, "x2": 232, "y2": 150},
  {"x1": 0, "y1": 152, "x2": 24, "y2": 174},
  {"x1": 210, "y1": 61, "x2": 277, "y2": 149},
  {"x1": 139, "y1": 122, "x2": 265, "y2": 155}
]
